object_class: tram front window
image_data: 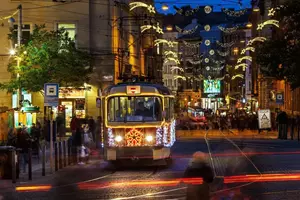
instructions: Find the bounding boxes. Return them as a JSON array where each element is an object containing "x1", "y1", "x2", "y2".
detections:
[{"x1": 108, "y1": 96, "x2": 162, "y2": 122}]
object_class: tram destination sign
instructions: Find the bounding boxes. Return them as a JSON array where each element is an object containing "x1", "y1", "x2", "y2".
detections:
[{"x1": 126, "y1": 85, "x2": 141, "y2": 95}]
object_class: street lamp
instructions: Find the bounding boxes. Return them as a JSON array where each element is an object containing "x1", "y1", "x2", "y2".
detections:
[
  {"x1": 9, "y1": 49, "x2": 16, "y2": 55},
  {"x1": 162, "y1": 4, "x2": 169, "y2": 11},
  {"x1": 253, "y1": 7, "x2": 260, "y2": 12},
  {"x1": 246, "y1": 22, "x2": 253, "y2": 28},
  {"x1": 166, "y1": 25, "x2": 173, "y2": 31}
]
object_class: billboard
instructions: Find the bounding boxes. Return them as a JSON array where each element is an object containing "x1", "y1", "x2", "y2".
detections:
[
  {"x1": 203, "y1": 80, "x2": 221, "y2": 94},
  {"x1": 258, "y1": 109, "x2": 271, "y2": 129}
]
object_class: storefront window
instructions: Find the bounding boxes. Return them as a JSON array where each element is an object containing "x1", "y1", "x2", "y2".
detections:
[{"x1": 62, "y1": 101, "x2": 73, "y2": 128}]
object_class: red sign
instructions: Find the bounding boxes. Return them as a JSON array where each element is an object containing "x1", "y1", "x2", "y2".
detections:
[{"x1": 126, "y1": 86, "x2": 141, "y2": 95}]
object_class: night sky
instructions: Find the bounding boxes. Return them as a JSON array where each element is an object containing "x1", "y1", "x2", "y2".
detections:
[{"x1": 155, "y1": 0, "x2": 251, "y2": 13}]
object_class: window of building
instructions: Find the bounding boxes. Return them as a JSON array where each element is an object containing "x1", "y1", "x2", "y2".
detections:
[
  {"x1": 57, "y1": 23, "x2": 76, "y2": 41},
  {"x1": 12, "y1": 24, "x2": 31, "y2": 46}
]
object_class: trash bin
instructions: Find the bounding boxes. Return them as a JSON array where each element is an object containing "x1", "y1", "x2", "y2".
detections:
[{"x1": 0, "y1": 146, "x2": 19, "y2": 179}]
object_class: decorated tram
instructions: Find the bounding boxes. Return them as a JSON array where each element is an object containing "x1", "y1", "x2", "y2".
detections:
[{"x1": 101, "y1": 82, "x2": 176, "y2": 163}]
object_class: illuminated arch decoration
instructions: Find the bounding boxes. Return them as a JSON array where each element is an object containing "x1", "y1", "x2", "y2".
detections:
[
  {"x1": 171, "y1": 66, "x2": 184, "y2": 72},
  {"x1": 218, "y1": 25, "x2": 239, "y2": 33},
  {"x1": 241, "y1": 47, "x2": 255, "y2": 55},
  {"x1": 141, "y1": 23, "x2": 163, "y2": 34},
  {"x1": 164, "y1": 57, "x2": 180, "y2": 64},
  {"x1": 247, "y1": 37, "x2": 267, "y2": 46},
  {"x1": 217, "y1": 49, "x2": 230, "y2": 57},
  {"x1": 183, "y1": 40, "x2": 202, "y2": 48},
  {"x1": 216, "y1": 41, "x2": 234, "y2": 48},
  {"x1": 234, "y1": 63, "x2": 248, "y2": 71},
  {"x1": 164, "y1": 51, "x2": 177, "y2": 58},
  {"x1": 154, "y1": 39, "x2": 178, "y2": 47},
  {"x1": 237, "y1": 56, "x2": 252, "y2": 63},
  {"x1": 174, "y1": 6, "x2": 200, "y2": 16},
  {"x1": 174, "y1": 75, "x2": 186, "y2": 80},
  {"x1": 125, "y1": 128, "x2": 143, "y2": 147},
  {"x1": 231, "y1": 74, "x2": 244, "y2": 80},
  {"x1": 176, "y1": 25, "x2": 198, "y2": 34},
  {"x1": 257, "y1": 20, "x2": 280, "y2": 30},
  {"x1": 222, "y1": 8, "x2": 247, "y2": 17},
  {"x1": 129, "y1": 2, "x2": 156, "y2": 13}
]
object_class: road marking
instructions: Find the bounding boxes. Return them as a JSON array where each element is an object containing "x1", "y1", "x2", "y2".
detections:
[{"x1": 205, "y1": 130, "x2": 217, "y2": 177}]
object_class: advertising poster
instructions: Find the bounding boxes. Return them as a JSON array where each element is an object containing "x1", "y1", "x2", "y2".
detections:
[
  {"x1": 203, "y1": 80, "x2": 221, "y2": 94},
  {"x1": 258, "y1": 109, "x2": 271, "y2": 129}
]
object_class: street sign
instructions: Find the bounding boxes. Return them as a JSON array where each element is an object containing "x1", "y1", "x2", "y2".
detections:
[
  {"x1": 96, "y1": 98, "x2": 101, "y2": 108},
  {"x1": 44, "y1": 83, "x2": 59, "y2": 107},
  {"x1": 258, "y1": 109, "x2": 271, "y2": 129},
  {"x1": 276, "y1": 92, "x2": 284, "y2": 105}
]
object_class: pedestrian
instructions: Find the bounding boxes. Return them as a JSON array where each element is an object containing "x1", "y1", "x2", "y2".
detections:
[
  {"x1": 16, "y1": 127, "x2": 32, "y2": 173},
  {"x1": 276, "y1": 110, "x2": 288, "y2": 139},
  {"x1": 184, "y1": 151, "x2": 214, "y2": 200}
]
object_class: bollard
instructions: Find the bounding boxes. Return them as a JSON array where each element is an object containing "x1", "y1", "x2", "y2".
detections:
[
  {"x1": 55, "y1": 142, "x2": 58, "y2": 171},
  {"x1": 42, "y1": 144, "x2": 46, "y2": 176},
  {"x1": 11, "y1": 148, "x2": 16, "y2": 184},
  {"x1": 59, "y1": 142, "x2": 63, "y2": 169},
  {"x1": 28, "y1": 148, "x2": 32, "y2": 180},
  {"x1": 64, "y1": 140, "x2": 67, "y2": 167}
]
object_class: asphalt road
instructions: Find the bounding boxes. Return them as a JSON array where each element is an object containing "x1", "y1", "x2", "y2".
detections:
[{"x1": 2, "y1": 130, "x2": 300, "y2": 200}]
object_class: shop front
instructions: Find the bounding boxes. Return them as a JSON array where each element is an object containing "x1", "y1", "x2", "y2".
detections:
[{"x1": 58, "y1": 87, "x2": 87, "y2": 129}]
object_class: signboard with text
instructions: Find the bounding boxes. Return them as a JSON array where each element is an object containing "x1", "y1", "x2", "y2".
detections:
[
  {"x1": 44, "y1": 83, "x2": 59, "y2": 107},
  {"x1": 276, "y1": 92, "x2": 284, "y2": 105},
  {"x1": 258, "y1": 109, "x2": 271, "y2": 129}
]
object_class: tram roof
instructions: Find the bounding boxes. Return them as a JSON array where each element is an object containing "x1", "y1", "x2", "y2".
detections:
[{"x1": 103, "y1": 82, "x2": 173, "y2": 96}]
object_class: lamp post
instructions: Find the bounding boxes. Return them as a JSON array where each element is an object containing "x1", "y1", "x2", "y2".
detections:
[{"x1": 17, "y1": 5, "x2": 23, "y2": 107}]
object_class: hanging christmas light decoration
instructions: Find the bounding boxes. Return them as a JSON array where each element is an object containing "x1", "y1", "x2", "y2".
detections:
[
  {"x1": 257, "y1": 20, "x2": 280, "y2": 30},
  {"x1": 247, "y1": 37, "x2": 267, "y2": 46},
  {"x1": 241, "y1": 47, "x2": 255, "y2": 55},
  {"x1": 208, "y1": 76, "x2": 212, "y2": 80},
  {"x1": 183, "y1": 40, "x2": 202, "y2": 48},
  {"x1": 164, "y1": 50, "x2": 177, "y2": 58},
  {"x1": 222, "y1": 8, "x2": 247, "y2": 17},
  {"x1": 205, "y1": 40, "x2": 211, "y2": 46},
  {"x1": 171, "y1": 66, "x2": 184, "y2": 72},
  {"x1": 141, "y1": 22, "x2": 164, "y2": 34},
  {"x1": 174, "y1": 6, "x2": 200, "y2": 16},
  {"x1": 218, "y1": 25, "x2": 239, "y2": 33},
  {"x1": 204, "y1": 25, "x2": 211, "y2": 31},
  {"x1": 125, "y1": 129, "x2": 143, "y2": 146},
  {"x1": 108, "y1": 128, "x2": 115, "y2": 146},
  {"x1": 268, "y1": 6, "x2": 284, "y2": 17},
  {"x1": 193, "y1": 54, "x2": 204, "y2": 60},
  {"x1": 237, "y1": 56, "x2": 252, "y2": 63},
  {"x1": 204, "y1": 58, "x2": 210, "y2": 63},
  {"x1": 156, "y1": 127, "x2": 163, "y2": 145},
  {"x1": 154, "y1": 39, "x2": 178, "y2": 47},
  {"x1": 211, "y1": 58, "x2": 225, "y2": 65},
  {"x1": 206, "y1": 66, "x2": 210, "y2": 71},
  {"x1": 164, "y1": 57, "x2": 180, "y2": 64},
  {"x1": 217, "y1": 49, "x2": 230, "y2": 57},
  {"x1": 188, "y1": 59, "x2": 202, "y2": 65},
  {"x1": 204, "y1": 6, "x2": 212, "y2": 14},
  {"x1": 212, "y1": 66, "x2": 225, "y2": 71},
  {"x1": 231, "y1": 74, "x2": 244, "y2": 80},
  {"x1": 176, "y1": 25, "x2": 198, "y2": 34},
  {"x1": 209, "y1": 50, "x2": 215, "y2": 55},
  {"x1": 216, "y1": 76, "x2": 225, "y2": 81},
  {"x1": 174, "y1": 75, "x2": 186, "y2": 80},
  {"x1": 216, "y1": 41, "x2": 235, "y2": 48},
  {"x1": 0, "y1": 10, "x2": 18, "y2": 21},
  {"x1": 129, "y1": 2, "x2": 156, "y2": 13},
  {"x1": 234, "y1": 63, "x2": 248, "y2": 70}
]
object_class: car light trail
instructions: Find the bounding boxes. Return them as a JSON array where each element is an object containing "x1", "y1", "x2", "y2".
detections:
[{"x1": 15, "y1": 185, "x2": 52, "y2": 192}]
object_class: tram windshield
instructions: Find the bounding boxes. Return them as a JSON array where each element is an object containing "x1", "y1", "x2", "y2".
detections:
[{"x1": 108, "y1": 96, "x2": 162, "y2": 122}]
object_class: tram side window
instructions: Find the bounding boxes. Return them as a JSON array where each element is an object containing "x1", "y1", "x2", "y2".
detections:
[{"x1": 164, "y1": 98, "x2": 170, "y2": 120}]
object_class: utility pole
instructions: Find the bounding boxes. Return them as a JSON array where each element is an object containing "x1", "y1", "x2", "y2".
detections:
[{"x1": 17, "y1": 4, "x2": 22, "y2": 107}]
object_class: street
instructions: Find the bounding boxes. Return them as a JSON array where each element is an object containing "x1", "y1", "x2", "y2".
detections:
[{"x1": 1, "y1": 130, "x2": 300, "y2": 200}]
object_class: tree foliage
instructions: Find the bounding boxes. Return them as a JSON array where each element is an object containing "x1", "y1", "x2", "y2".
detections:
[
  {"x1": 256, "y1": 0, "x2": 300, "y2": 89},
  {"x1": 1, "y1": 25, "x2": 92, "y2": 93}
]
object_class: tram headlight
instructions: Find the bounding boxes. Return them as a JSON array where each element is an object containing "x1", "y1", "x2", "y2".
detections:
[
  {"x1": 115, "y1": 135, "x2": 123, "y2": 142},
  {"x1": 146, "y1": 135, "x2": 153, "y2": 142}
]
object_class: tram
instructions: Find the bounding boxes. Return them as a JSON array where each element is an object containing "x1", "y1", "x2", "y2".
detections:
[{"x1": 100, "y1": 81, "x2": 176, "y2": 163}]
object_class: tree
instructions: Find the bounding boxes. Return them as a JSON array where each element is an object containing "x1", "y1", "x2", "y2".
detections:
[
  {"x1": 1, "y1": 25, "x2": 92, "y2": 93},
  {"x1": 256, "y1": 0, "x2": 300, "y2": 89}
]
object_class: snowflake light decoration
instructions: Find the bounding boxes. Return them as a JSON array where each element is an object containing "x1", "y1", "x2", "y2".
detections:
[
  {"x1": 125, "y1": 129, "x2": 143, "y2": 146},
  {"x1": 204, "y1": 6, "x2": 212, "y2": 14},
  {"x1": 205, "y1": 40, "x2": 211, "y2": 46},
  {"x1": 209, "y1": 50, "x2": 215, "y2": 55},
  {"x1": 204, "y1": 25, "x2": 211, "y2": 31}
]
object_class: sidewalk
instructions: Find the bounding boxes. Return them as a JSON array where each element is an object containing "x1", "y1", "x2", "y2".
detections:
[{"x1": 176, "y1": 129, "x2": 278, "y2": 139}]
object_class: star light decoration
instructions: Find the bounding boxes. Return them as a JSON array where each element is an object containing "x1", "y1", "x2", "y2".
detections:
[
  {"x1": 241, "y1": 47, "x2": 255, "y2": 55},
  {"x1": 257, "y1": 20, "x2": 280, "y2": 30},
  {"x1": 164, "y1": 51, "x2": 177, "y2": 58},
  {"x1": 164, "y1": 57, "x2": 180, "y2": 64},
  {"x1": 129, "y1": 2, "x2": 156, "y2": 13},
  {"x1": 231, "y1": 74, "x2": 244, "y2": 80},
  {"x1": 234, "y1": 63, "x2": 248, "y2": 71},
  {"x1": 125, "y1": 128, "x2": 143, "y2": 147},
  {"x1": 141, "y1": 23, "x2": 163, "y2": 34},
  {"x1": 174, "y1": 75, "x2": 186, "y2": 80},
  {"x1": 171, "y1": 66, "x2": 184, "y2": 72},
  {"x1": 247, "y1": 37, "x2": 267, "y2": 46},
  {"x1": 154, "y1": 39, "x2": 178, "y2": 47},
  {"x1": 268, "y1": 6, "x2": 284, "y2": 17},
  {"x1": 237, "y1": 56, "x2": 252, "y2": 63}
]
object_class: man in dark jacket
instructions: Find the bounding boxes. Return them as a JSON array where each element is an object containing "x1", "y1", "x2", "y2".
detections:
[{"x1": 184, "y1": 151, "x2": 214, "y2": 200}]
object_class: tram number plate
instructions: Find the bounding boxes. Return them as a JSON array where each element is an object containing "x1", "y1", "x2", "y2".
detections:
[{"x1": 126, "y1": 86, "x2": 141, "y2": 94}]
